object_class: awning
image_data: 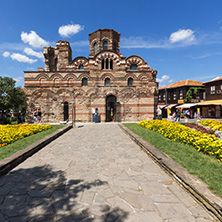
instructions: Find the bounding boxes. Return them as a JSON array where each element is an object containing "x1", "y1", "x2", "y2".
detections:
[
  {"x1": 158, "y1": 104, "x2": 168, "y2": 109},
  {"x1": 176, "y1": 103, "x2": 197, "y2": 109},
  {"x1": 164, "y1": 104, "x2": 177, "y2": 109},
  {"x1": 197, "y1": 99, "x2": 222, "y2": 106}
]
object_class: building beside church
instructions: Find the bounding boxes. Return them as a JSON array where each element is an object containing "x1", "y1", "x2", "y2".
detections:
[
  {"x1": 24, "y1": 29, "x2": 158, "y2": 123},
  {"x1": 197, "y1": 77, "x2": 222, "y2": 118},
  {"x1": 158, "y1": 80, "x2": 204, "y2": 106},
  {"x1": 158, "y1": 80, "x2": 204, "y2": 117}
]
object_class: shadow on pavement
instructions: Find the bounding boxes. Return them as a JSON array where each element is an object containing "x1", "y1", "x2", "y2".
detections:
[{"x1": 0, "y1": 166, "x2": 129, "y2": 222}]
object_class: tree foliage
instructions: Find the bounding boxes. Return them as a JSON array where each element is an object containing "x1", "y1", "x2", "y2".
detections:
[
  {"x1": 185, "y1": 87, "x2": 203, "y2": 103},
  {"x1": 0, "y1": 77, "x2": 26, "y2": 123}
]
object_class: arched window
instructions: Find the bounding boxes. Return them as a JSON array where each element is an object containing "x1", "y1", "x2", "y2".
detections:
[
  {"x1": 82, "y1": 78, "x2": 88, "y2": 86},
  {"x1": 113, "y1": 43, "x2": 116, "y2": 52},
  {"x1": 101, "y1": 59, "x2": 105, "y2": 69},
  {"x1": 103, "y1": 41, "x2": 108, "y2": 50},
  {"x1": 79, "y1": 64, "x2": 84, "y2": 70},
  {"x1": 102, "y1": 59, "x2": 113, "y2": 70},
  {"x1": 106, "y1": 58, "x2": 109, "y2": 69},
  {"x1": 130, "y1": 64, "x2": 137, "y2": 71},
  {"x1": 105, "y1": 78, "x2": 110, "y2": 86},
  {"x1": 128, "y1": 78, "x2": 133, "y2": 86},
  {"x1": 94, "y1": 42, "x2": 97, "y2": 54},
  {"x1": 110, "y1": 59, "x2": 113, "y2": 70}
]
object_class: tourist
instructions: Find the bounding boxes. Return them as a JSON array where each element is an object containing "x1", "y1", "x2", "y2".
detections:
[
  {"x1": 208, "y1": 108, "x2": 212, "y2": 117},
  {"x1": 110, "y1": 108, "x2": 114, "y2": 121},
  {"x1": 156, "y1": 106, "x2": 162, "y2": 120},
  {"x1": 197, "y1": 108, "x2": 201, "y2": 120},
  {"x1": 175, "y1": 108, "x2": 181, "y2": 122},
  {"x1": 37, "y1": 108, "x2": 42, "y2": 123},
  {"x1": 17, "y1": 112, "x2": 22, "y2": 124},
  {"x1": 167, "y1": 113, "x2": 175, "y2": 122},
  {"x1": 33, "y1": 108, "x2": 38, "y2": 123}
]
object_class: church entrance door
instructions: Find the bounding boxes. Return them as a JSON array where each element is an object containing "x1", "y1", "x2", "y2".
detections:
[
  {"x1": 63, "y1": 102, "x2": 69, "y2": 121},
  {"x1": 106, "y1": 95, "x2": 116, "y2": 122}
]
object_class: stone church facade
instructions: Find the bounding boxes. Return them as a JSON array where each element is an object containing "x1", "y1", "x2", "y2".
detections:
[{"x1": 24, "y1": 29, "x2": 158, "y2": 123}]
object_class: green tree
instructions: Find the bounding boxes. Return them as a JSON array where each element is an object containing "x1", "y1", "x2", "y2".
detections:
[
  {"x1": 0, "y1": 77, "x2": 26, "y2": 124},
  {"x1": 184, "y1": 87, "x2": 203, "y2": 103}
]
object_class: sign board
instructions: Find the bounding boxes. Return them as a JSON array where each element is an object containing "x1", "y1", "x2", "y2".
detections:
[
  {"x1": 191, "y1": 99, "x2": 199, "y2": 103},
  {"x1": 178, "y1": 100, "x2": 184, "y2": 104}
]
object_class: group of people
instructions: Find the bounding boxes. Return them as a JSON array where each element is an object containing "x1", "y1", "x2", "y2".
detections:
[
  {"x1": 156, "y1": 107, "x2": 181, "y2": 121},
  {"x1": 17, "y1": 112, "x2": 24, "y2": 124},
  {"x1": 157, "y1": 106, "x2": 202, "y2": 122},
  {"x1": 33, "y1": 108, "x2": 42, "y2": 123},
  {"x1": 167, "y1": 108, "x2": 181, "y2": 122}
]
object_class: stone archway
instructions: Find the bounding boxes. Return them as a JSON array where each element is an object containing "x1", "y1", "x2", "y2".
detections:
[{"x1": 106, "y1": 95, "x2": 117, "y2": 122}]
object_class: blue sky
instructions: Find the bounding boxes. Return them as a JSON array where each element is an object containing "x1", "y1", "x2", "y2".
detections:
[{"x1": 1, "y1": 0, "x2": 222, "y2": 87}]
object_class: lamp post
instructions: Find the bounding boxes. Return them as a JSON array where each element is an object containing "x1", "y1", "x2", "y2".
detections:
[
  {"x1": 72, "y1": 104, "x2": 76, "y2": 128},
  {"x1": 72, "y1": 96, "x2": 76, "y2": 128}
]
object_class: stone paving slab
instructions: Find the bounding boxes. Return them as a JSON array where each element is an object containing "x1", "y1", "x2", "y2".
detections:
[
  {"x1": 0, "y1": 125, "x2": 72, "y2": 176},
  {"x1": 0, "y1": 123, "x2": 218, "y2": 221},
  {"x1": 119, "y1": 123, "x2": 222, "y2": 220}
]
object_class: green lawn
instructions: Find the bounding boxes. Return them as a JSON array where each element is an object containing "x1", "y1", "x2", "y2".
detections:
[
  {"x1": 124, "y1": 123, "x2": 222, "y2": 198},
  {"x1": 0, "y1": 125, "x2": 65, "y2": 161}
]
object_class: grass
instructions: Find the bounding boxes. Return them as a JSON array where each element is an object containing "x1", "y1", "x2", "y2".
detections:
[
  {"x1": 0, "y1": 125, "x2": 65, "y2": 161},
  {"x1": 124, "y1": 123, "x2": 222, "y2": 198}
]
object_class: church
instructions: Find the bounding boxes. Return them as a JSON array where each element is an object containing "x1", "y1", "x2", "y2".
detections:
[{"x1": 24, "y1": 29, "x2": 158, "y2": 123}]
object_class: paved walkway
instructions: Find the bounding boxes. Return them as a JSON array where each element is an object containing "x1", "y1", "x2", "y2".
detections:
[{"x1": 0, "y1": 123, "x2": 217, "y2": 221}]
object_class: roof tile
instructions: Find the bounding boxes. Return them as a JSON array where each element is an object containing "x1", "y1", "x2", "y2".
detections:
[{"x1": 159, "y1": 80, "x2": 203, "y2": 90}]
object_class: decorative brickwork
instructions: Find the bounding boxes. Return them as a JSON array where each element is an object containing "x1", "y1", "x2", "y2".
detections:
[{"x1": 24, "y1": 29, "x2": 158, "y2": 123}]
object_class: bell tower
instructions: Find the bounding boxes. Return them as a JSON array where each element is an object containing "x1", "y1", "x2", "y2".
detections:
[{"x1": 89, "y1": 29, "x2": 120, "y2": 56}]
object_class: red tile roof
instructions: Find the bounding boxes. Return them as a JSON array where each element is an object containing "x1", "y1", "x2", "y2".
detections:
[{"x1": 159, "y1": 80, "x2": 203, "y2": 90}]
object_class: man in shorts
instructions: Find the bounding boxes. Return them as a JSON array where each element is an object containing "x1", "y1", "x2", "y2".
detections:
[{"x1": 156, "y1": 106, "x2": 162, "y2": 120}]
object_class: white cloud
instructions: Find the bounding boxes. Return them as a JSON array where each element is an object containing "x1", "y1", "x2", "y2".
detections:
[
  {"x1": 193, "y1": 75, "x2": 219, "y2": 81},
  {"x1": 186, "y1": 51, "x2": 222, "y2": 60},
  {"x1": 157, "y1": 75, "x2": 170, "y2": 83},
  {"x1": 169, "y1": 79, "x2": 174, "y2": 83},
  {"x1": 26, "y1": 67, "x2": 35, "y2": 71},
  {"x1": 10, "y1": 53, "x2": 37, "y2": 64},
  {"x1": 58, "y1": 24, "x2": 84, "y2": 38},
  {"x1": 70, "y1": 40, "x2": 88, "y2": 47},
  {"x1": 24, "y1": 47, "x2": 43, "y2": 59},
  {"x1": 121, "y1": 34, "x2": 196, "y2": 49},
  {"x1": 21, "y1": 31, "x2": 49, "y2": 48},
  {"x1": 0, "y1": 43, "x2": 26, "y2": 51},
  {"x1": 211, "y1": 76, "x2": 222, "y2": 81},
  {"x1": 169, "y1": 29, "x2": 195, "y2": 43},
  {"x1": 13, "y1": 76, "x2": 23, "y2": 83},
  {"x1": 2, "y1": 51, "x2": 10, "y2": 57},
  {"x1": 121, "y1": 37, "x2": 170, "y2": 49}
]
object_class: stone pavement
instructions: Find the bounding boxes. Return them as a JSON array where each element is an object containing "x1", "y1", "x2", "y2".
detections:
[{"x1": 0, "y1": 123, "x2": 217, "y2": 221}]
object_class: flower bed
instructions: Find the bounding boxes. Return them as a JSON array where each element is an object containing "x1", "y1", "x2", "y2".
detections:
[
  {"x1": 198, "y1": 120, "x2": 222, "y2": 131},
  {"x1": 0, "y1": 124, "x2": 52, "y2": 147},
  {"x1": 138, "y1": 120, "x2": 222, "y2": 161},
  {"x1": 197, "y1": 120, "x2": 222, "y2": 139},
  {"x1": 181, "y1": 123, "x2": 218, "y2": 136}
]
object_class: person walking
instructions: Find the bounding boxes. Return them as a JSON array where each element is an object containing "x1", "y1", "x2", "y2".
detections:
[
  {"x1": 33, "y1": 108, "x2": 38, "y2": 123},
  {"x1": 156, "y1": 106, "x2": 162, "y2": 120},
  {"x1": 167, "y1": 113, "x2": 175, "y2": 122},
  {"x1": 37, "y1": 108, "x2": 42, "y2": 124},
  {"x1": 175, "y1": 108, "x2": 181, "y2": 122}
]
